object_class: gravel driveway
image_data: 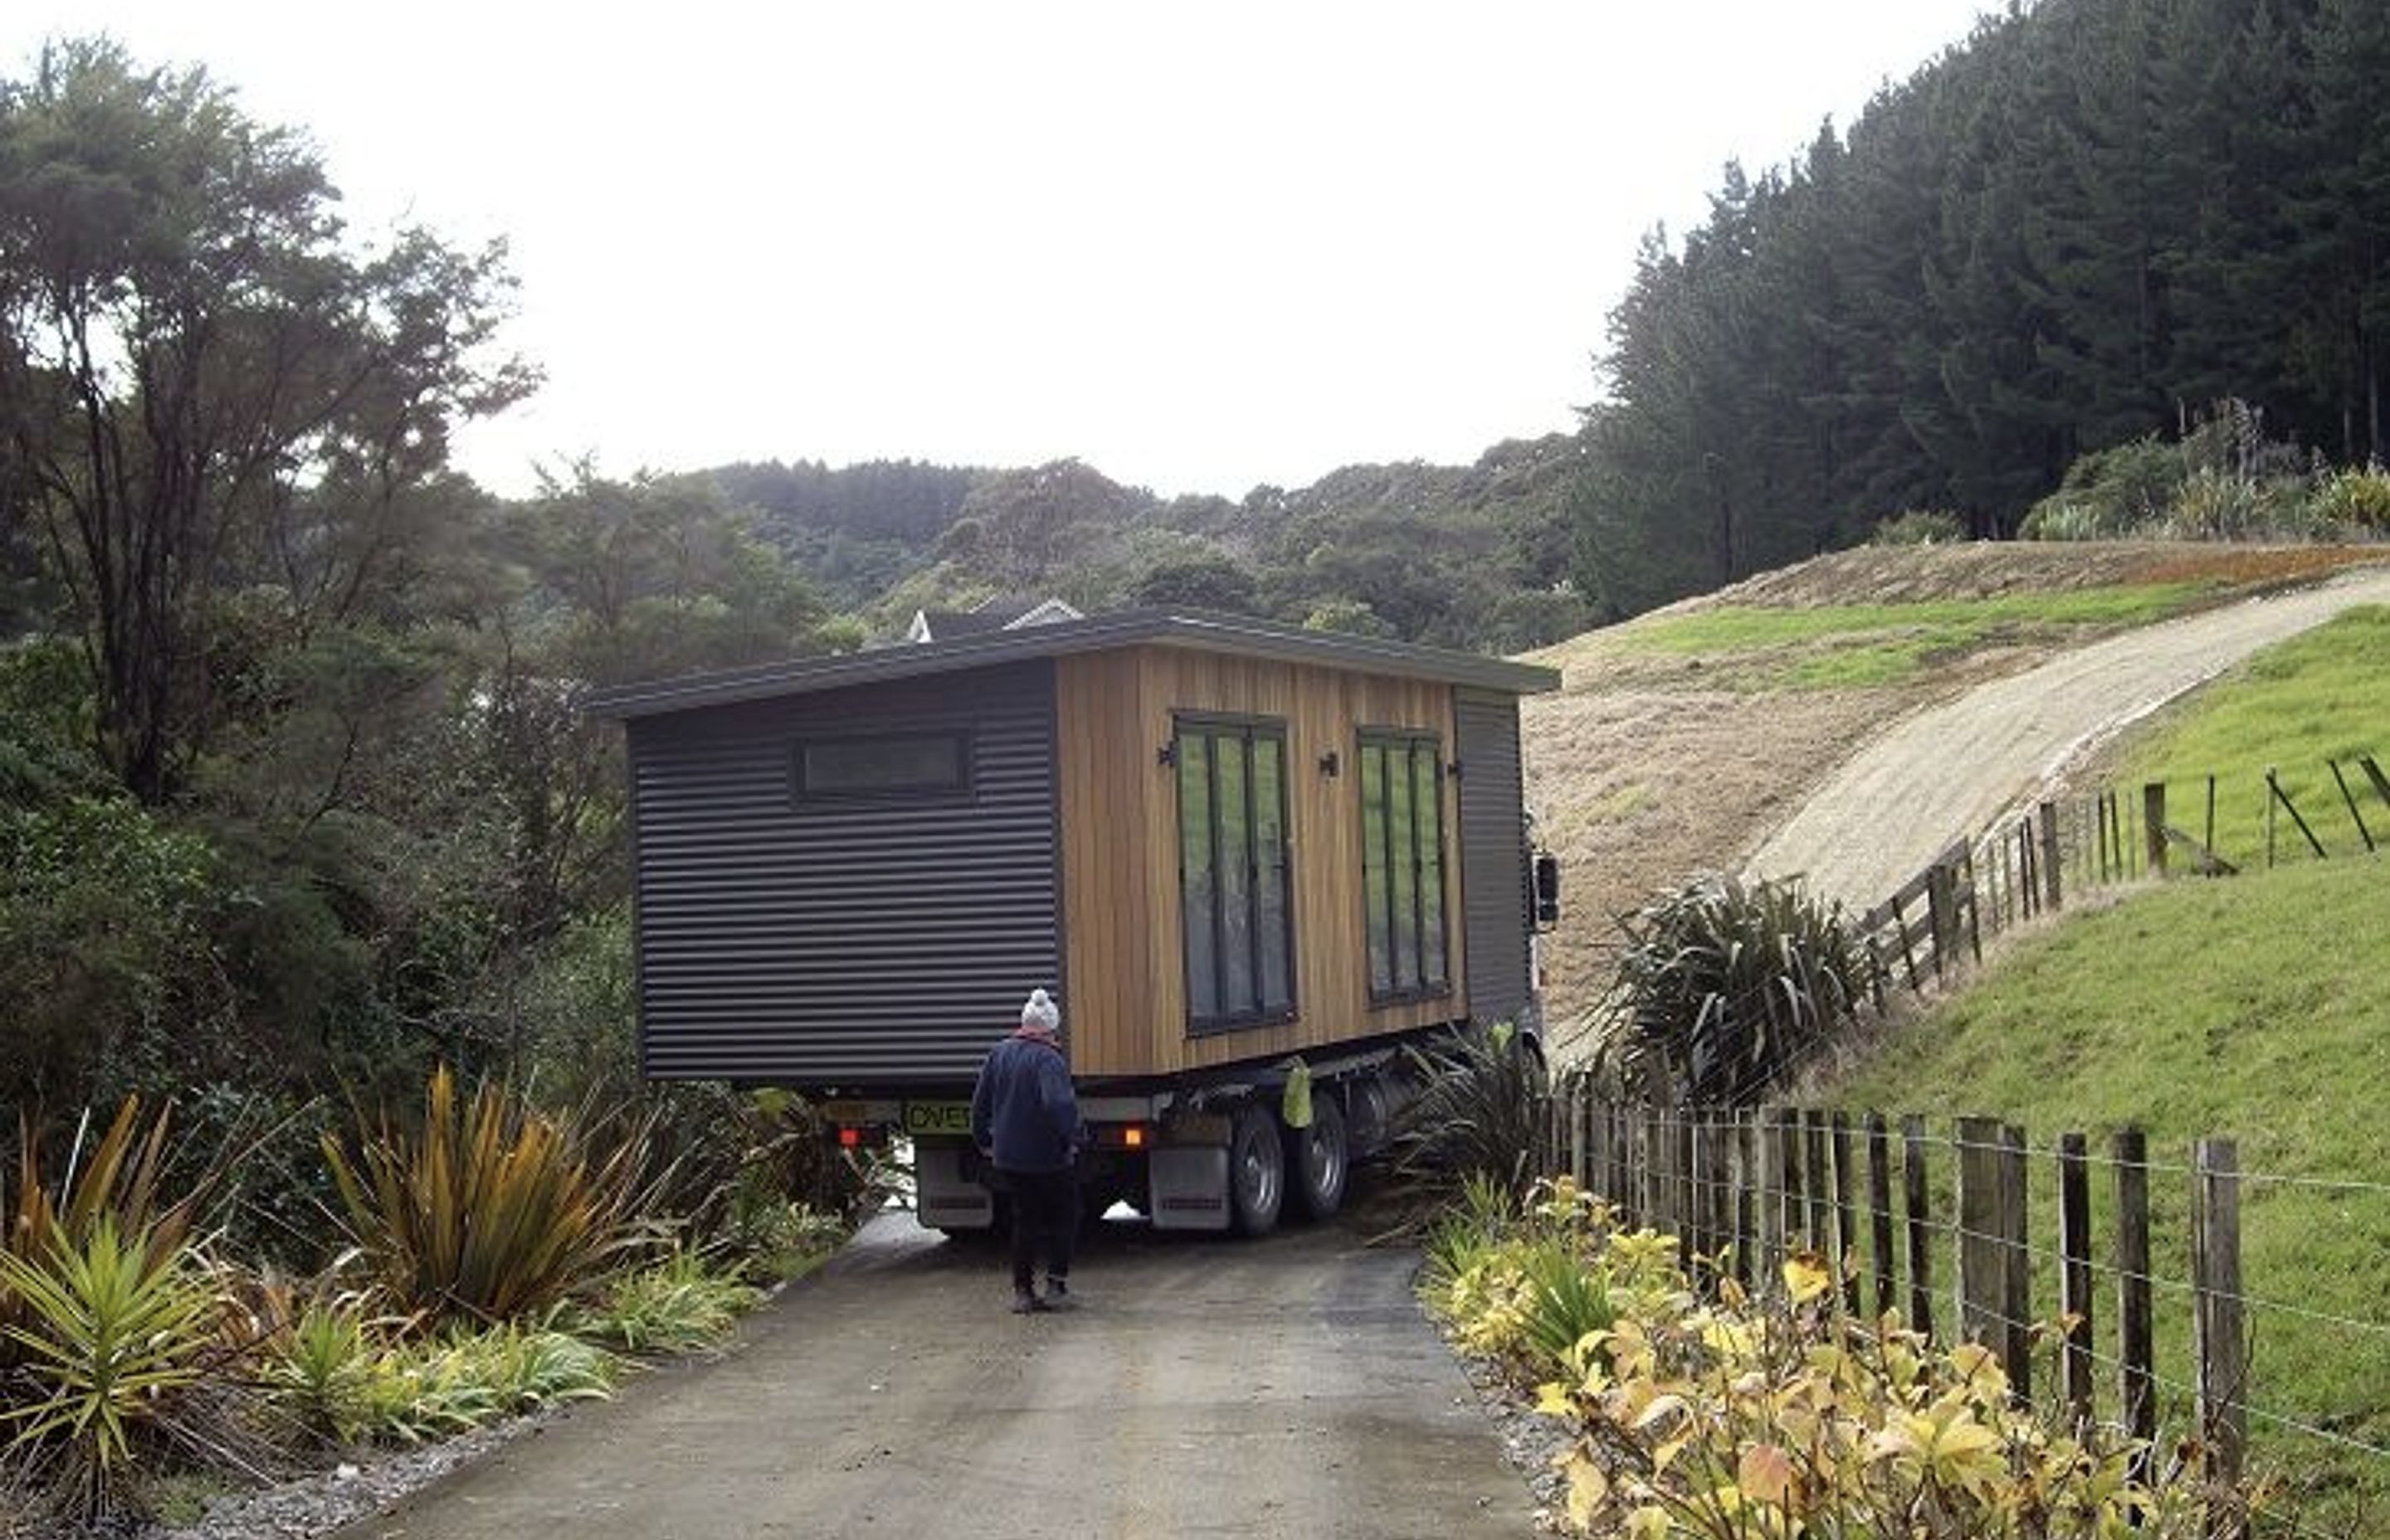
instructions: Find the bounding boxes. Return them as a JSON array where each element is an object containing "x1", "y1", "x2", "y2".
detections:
[{"x1": 1747, "y1": 566, "x2": 2390, "y2": 908}]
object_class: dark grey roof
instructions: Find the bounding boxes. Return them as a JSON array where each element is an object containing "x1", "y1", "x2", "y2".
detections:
[
  {"x1": 912, "y1": 608, "x2": 1001, "y2": 639},
  {"x1": 584, "y1": 608, "x2": 1560, "y2": 720},
  {"x1": 968, "y1": 593, "x2": 1046, "y2": 625}
]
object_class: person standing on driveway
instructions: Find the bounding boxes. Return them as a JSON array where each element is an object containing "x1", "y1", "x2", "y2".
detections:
[{"x1": 971, "y1": 987, "x2": 1087, "y2": 1314}]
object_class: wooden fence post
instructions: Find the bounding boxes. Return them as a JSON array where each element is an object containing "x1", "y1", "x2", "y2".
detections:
[
  {"x1": 1925, "y1": 863, "x2": 1953, "y2": 980},
  {"x1": 2001, "y1": 1123, "x2": 2032, "y2": 1401},
  {"x1": 2144, "y1": 782, "x2": 2168, "y2": 877},
  {"x1": 1569, "y1": 1084, "x2": 1589, "y2": 1186},
  {"x1": 1803, "y1": 1110, "x2": 1833, "y2": 1251},
  {"x1": 2361, "y1": 754, "x2": 2390, "y2": 812},
  {"x1": 1675, "y1": 1110, "x2": 1698, "y2": 1260},
  {"x1": 1588, "y1": 1098, "x2": 1611, "y2": 1205},
  {"x1": 1903, "y1": 1114, "x2": 1934, "y2": 1337},
  {"x1": 1866, "y1": 1112, "x2": 1896, "y2": 1321},
  {"x1": 2058, "y1": 1132, "x2": 2095, "y2": 1430},
  {"x1": 1957, "y1": 1117, "x2": 2032, "y2": 1396},
  {"x1": 1756, "y1": 1105, "x2": 1785, "y2": 1284},
  {"x1": 1641, "y1": 1106, "x2": 1666, "y2": 1230},
  {"x1": 1832, "y1": 1112, "x2": 1861, "y2": 1313},
  {"x1": 2194, "y1": 1138, "x2": 2248, "y2": 1540},
  {"x1": 2038, "y1": 800, "x2": 2065, "y2": 911},
  {"x1": 2115, "y1": 1128, "x2": 2157, "y2": 1487},
  {"x1": 1733, "y1": 1111, "x2": 1758, "y2": 1287},
  {"x1": 1959, "y1": 846, "x2": 1983, "y2": 963},
  {"x1": 1606, "y1": 1099, "x2": 1625, "y2": 1219},
  {"x1": 2329, "y1": 759, "x2": 2376, "y2": 852},
  {"x1": 1690, "y1": 1114, "x2": 1719, "y2": 1270},
  {"x1": 2269, "y1": 767, "x2": 2327, "y2": 860}
]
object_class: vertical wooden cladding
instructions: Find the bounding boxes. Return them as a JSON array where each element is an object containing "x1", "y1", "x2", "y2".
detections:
[{"x1": 1056, "y1": 646, "x2": 1467, "y2": 1078}]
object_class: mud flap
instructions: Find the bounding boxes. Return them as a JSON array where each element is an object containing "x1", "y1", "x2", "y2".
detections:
[
  {"x1": 915, "y1": 1142, "x2": 995, "y2": 1231},
  {"x1": 1147, "y1": 1146, "x2": 1231, "y2": 1231}
]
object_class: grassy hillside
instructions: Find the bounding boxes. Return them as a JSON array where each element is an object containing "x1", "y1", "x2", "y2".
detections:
[
  {"x1": 1816, "y1": 611, "x2": 2390, "y2": 1530},
  {"x1": 1519, "y1": 543, "x2": 2390, "y2": 1043},
  {"x1": 2113, "y1": 605, "x2": 2390, "y2": 867}
]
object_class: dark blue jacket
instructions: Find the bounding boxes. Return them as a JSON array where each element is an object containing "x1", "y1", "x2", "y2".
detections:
[{"x1": 971, "y1": 1033, "x2": 1085, "y2": 1174}]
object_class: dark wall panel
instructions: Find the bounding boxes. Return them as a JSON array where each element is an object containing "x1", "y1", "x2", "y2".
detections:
[
  {"x1": 1456, "y1": 689, "x2": 1530, "y2": 1032},
  {"x1": 626, "y1": 660, "x2": 1060, "y2": 1086}
]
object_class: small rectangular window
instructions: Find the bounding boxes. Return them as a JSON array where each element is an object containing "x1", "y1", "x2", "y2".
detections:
[
  {"x1": 1359, "y1": 729, "x2": 1450, "y2": 1004},
  {"x1": 794, "y1": 733, "x2": 968, "y2": 800}
]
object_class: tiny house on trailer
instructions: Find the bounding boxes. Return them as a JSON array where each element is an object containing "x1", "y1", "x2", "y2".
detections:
[{"x1": 586, "y1": 608, "x2": 1560, "y2": 1235}]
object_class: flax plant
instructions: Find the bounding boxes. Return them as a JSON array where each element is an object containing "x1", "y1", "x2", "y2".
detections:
[
  {"x1": 1599, "y1": 873, "x2": 1875, "y2": 1106},
  {"x1": 320, "y1": 1065, "x2": 664, "y2": 1328}
]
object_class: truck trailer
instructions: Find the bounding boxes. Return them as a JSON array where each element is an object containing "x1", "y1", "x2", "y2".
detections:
[{"x1": 586, "y1": 607, "x2": 1560, "y2": 1235}]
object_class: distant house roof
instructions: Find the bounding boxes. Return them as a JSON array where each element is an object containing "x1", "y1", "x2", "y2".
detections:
[
  {"x1": 586, "y1": 607, "x2": 1559, "y2": 721},
  {"x1": 905, "y1": 594, "x2": 1083, "y2": 644}
]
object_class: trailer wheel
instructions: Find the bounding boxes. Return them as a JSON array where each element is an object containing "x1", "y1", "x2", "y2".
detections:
[
  {"x1": 1229, "y1": 1105, "x2": 1285, "y2": 1236},
  {"x1": 1346, "y1": 1075, "x2": 1395, "y2": 1157},
  {"x1": 1284, "y1": 1095, "x2": 1349, "y2": 1221}
]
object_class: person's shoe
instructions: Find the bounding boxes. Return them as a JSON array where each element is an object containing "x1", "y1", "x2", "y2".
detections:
[
  {"x1": 1011, "y1": 1289, "x2": 1051, "y2": 1314},
  {"x1": 1042, "y1": 1278, "x2": 1076, "y2": 1310}
]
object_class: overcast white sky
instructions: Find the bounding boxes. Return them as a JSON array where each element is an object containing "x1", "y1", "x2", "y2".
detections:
[{"x1": 4, "y1": 2, "x2": 1997, "y2": 500}]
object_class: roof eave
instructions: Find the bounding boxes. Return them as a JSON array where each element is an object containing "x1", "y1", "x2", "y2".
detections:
[{"x1": 583, "y1": 609, "x2": 1559, "y2": 720}]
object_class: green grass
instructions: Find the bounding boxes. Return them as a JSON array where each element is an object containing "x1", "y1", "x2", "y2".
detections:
[
  {"x1": 2116, "y1": 605, "x2": 2390, "y2": 869},
  {"x1": 1627, "y1": 584, "x2": 2211, "y2": 689},
  {"x1": 1824, "y1": 858, "x2": 2390, "y2": 1529}
]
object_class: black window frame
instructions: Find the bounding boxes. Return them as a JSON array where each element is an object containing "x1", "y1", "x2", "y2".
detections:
[
  {"x1": 791, "y1": 729, "x2": 974, "y2": 803},
  {"x1": 1358, "y1": 727, "x2": 1451, "y2": 1006},
  {"x1": 1173, "y1": 713, "x2": 1297, "y2": 1036}
]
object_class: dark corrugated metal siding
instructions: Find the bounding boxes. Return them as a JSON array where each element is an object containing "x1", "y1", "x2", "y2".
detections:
[
  {"x1": 626, "y1": 659, "x2": 1061, "y2": 1086},
  {"x1": 1455, "y1": 689, "x2": 1529, "y2": 1031}
]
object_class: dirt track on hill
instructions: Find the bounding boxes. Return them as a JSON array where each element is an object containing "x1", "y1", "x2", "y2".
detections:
[
  {"x1": 1746, "y1": 564, "x2": 2390, "y2": 908},
  {"x1": 1519, "y1": 545, "x2": 2390, "y2": 1050}
]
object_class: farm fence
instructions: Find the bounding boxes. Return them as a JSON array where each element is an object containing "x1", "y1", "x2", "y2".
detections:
[
  {"x1": 1851, "y1": 752, "x2": 2388, "y2": 1001},
  {"x1": 1539, "y1": 1090, "x2": 2390, "y2": 1538}
]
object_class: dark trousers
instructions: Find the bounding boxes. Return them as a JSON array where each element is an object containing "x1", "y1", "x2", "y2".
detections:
[{"x1": 1000, "y1": 1165, "x2": 1077, "y2": 1293}]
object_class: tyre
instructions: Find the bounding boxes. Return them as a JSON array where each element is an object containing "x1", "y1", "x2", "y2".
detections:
[
  {"x1": 1229, "y1": 1104, "x2": 1285, "y2": 1236},
  {"x1": 1346, "y1": 1074, "x2": 1395, "y2": 1157},
  {"x1": 1284, "y1": 1094, "x2": 1349, "y2": 1221}
]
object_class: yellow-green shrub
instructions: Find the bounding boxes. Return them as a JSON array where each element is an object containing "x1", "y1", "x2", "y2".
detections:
[{"x1": 1430, "y1": 1213, "x2": 2242, "y2": 1538}]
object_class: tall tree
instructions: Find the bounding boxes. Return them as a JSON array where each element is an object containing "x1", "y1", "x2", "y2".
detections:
[{"x1": 0, "y1": 39, "x2": 533, "y2": 803}]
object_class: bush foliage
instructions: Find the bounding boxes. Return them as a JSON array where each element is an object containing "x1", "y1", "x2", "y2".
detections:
[
  {"x1": 1594, "y1": 874, "x2": 1876, "y2": 1106},
  {"x1": 1424, "y1": 1177, "x2": 2243, "y2": 1539},
  {"x1": 1387, "y1": 1022, "x2": 1550, "y2": 1209},
  {"x1": 321, "y1": 1065, "x2": 666, "y2": 1328}
]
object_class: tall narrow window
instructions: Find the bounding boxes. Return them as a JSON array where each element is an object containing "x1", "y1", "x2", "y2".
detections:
[
  {"x1": 1176, "y1": 716, "x2": 1295, "y2": 1032},
  {"x1": 1359, "y1": 730, "x2": 1450, "y2": 1002}
]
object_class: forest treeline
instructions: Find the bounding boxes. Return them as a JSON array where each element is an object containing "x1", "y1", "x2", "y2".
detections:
[
  {"x1": 1578, "y1": 0, "x2": 2390, "y2": 614},
  {"x1": 6, "y1": 0, "x2": 2389, "y2": 1131}
]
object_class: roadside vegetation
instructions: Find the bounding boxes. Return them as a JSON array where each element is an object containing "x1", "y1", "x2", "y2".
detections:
[
  {"x1": 0, "y1": 1079, "x2": 872, "y2": 1527},
  {"x1": 1403, "y1": 1100, "x2": 2252, "y2": 1538}
]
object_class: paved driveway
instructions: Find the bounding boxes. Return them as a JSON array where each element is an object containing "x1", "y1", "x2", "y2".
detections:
[{"x1": 328, "y1": 1211, "x2": 1534, "y2": 1540}]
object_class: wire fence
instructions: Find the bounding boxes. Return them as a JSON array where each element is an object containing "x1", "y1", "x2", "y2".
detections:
[
  {"x1": 1855, "y1": 753, "x2": 2389, "y2": 998},
  {"x1": 1541, "y1": 1093, "x2": 2389, "y2": 1538}
]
